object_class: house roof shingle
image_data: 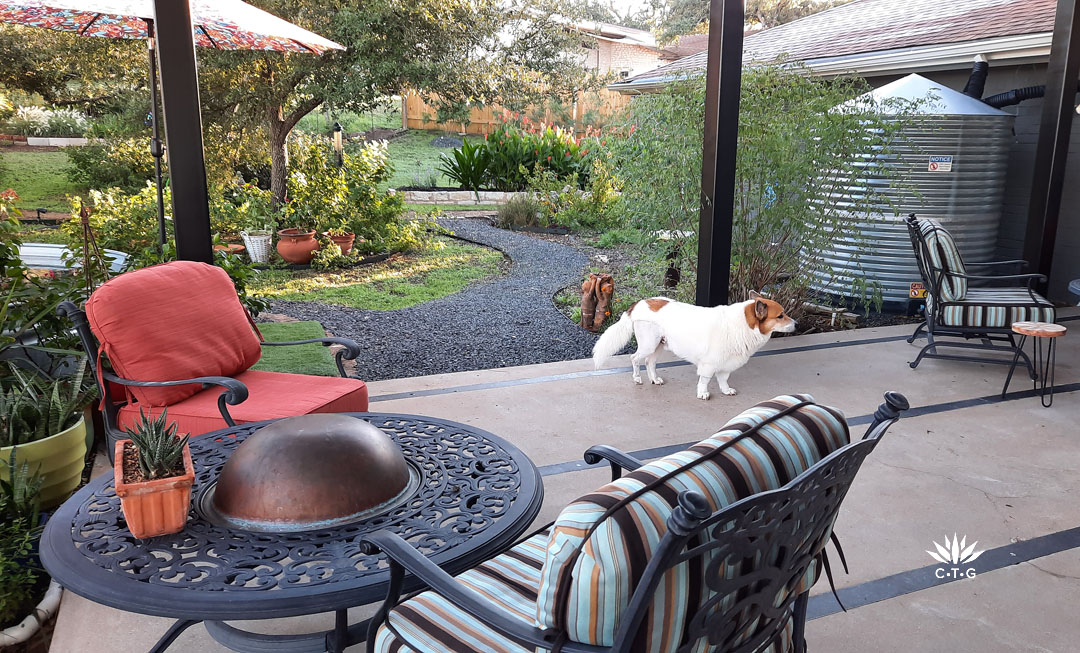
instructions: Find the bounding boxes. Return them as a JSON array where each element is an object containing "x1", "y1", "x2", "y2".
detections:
[{"x1": 616, "y1": 0, "x2": 1057, "y2": 86}]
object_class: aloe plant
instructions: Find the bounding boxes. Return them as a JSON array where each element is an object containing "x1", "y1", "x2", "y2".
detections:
[{"x1": 124, "y1": 409, "x2": 189, "y2": 480}]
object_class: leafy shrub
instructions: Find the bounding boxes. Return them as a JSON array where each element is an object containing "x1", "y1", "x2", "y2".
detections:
[
  {"x1": 0, "y1": 515, "x2": 39, "y2": 628},
  {"x1": 610, "y1": 64, "x2": 915, "y2": 311},
  {"x1": 525, "y1": 156, "x2": 621, "y2": 230},
  {"x1": 211, "y1": 183, "x2": 276, "y2": 236},
  {"x1": 4, "y1": 106, "x2": 89, "y2": 137},
  {"x1": 284, "y1": 139, "x2": 429, "y2": 254},
  {"x1": 496, "y1": 194, "x2": 542, "y2": 229},
  {"x1": 65, "y1": 137, "x2": 155, "y2": 192}
]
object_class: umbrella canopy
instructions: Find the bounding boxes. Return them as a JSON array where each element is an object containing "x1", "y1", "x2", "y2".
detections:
[{"x1": 0, "y1": 0, "x2": 343, "y2": 53}]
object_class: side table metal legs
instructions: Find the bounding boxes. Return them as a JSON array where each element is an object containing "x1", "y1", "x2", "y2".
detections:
[{"x1": 1002, "y1": 334, "x2": 1059, "y2": 407}]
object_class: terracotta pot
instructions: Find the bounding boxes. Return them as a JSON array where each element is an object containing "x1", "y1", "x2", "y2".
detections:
[
  {"x1": 213, "y1": 243, "x2": 246, "y2": 255},
  {"x1": 276, "y1": 228, "x2": 319, "y2": 264},
  {"x1": 325, "y1": 232, "x2": 356, "y2": 255},
  {"x1": 114, "y1": 440, "x2": 194, "y2": 539}
]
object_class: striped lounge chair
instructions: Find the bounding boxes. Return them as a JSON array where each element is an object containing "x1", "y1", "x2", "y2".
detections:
[
  {"x1": 905, "y1": 214, "x2": 1055, "y2": 375},
  {"x1": 360, "y1": 392, "x2": 908, "y2": 653}
]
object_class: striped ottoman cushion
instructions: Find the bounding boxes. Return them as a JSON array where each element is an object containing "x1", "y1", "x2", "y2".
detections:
[
  {"x1": 916, "y1": 218, "x2": 967, "y2": 301},
  {"x1": 534, "y1": 394, "x2": 849, "y2": 652},
  {"x1": 938, "y1": 288, "x2": 1056, "y2": 328}
]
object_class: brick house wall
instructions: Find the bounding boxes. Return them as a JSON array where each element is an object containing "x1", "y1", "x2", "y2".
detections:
[{"x1": 585, "y1": 41, "x2": 665, "y2": 79}]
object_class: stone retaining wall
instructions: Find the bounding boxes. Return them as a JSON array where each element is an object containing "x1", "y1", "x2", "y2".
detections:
[{"x1": 399, "y1": 189, "x2": 523, "y2": 206}]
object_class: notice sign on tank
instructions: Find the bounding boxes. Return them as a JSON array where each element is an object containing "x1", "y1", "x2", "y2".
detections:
[{"x1": 928, "y1": 155, "x2": 953, "y2": 172}]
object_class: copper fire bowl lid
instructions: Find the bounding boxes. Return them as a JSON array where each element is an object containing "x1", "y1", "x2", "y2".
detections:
[{"x1": 210, "y1": 414, "x2": 412, "y2": 531}]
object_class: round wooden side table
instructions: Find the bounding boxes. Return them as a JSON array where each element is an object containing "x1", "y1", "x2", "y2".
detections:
[{"x1": 1002, "y1": 321, "x2": 1067, "y2": 407}]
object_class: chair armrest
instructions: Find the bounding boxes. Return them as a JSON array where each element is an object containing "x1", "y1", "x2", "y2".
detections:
[
  {"x1": 102, "y1": 371, "x2": 249, "y2": 426},
  {"x1": 261, "y1": 337, "x2": 361, "y2": 378},
  {"x1": 583, "y1": 445, "x2": 645, "y2": 481},
  {"x1": 949, "y1": 272, "x2": 1046, "y2": 283},
  {"x1": 359, "y1": 531, "x2": 560, "y2": 650},
  {"x1": 965, "y1": 259, "x2": 1028, "y2": 270}
]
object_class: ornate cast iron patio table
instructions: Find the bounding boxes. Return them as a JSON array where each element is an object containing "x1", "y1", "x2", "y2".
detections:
[{"x1": 39, "y1": 413, "x2": 544, "y2": 653}]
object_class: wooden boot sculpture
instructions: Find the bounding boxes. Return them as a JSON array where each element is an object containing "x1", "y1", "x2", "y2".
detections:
[
  {"x1": 592, "y1": 274, "x2": 614, "y2": 331},
  {"x1": 580, "y1": 274, "x2": 599, "y2": 331}
]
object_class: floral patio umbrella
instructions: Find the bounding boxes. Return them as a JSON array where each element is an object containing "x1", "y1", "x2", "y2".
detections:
[
  {"x1": 0, "y1": 0, "x2": 343, "y2": 245},
  {"x1": 0, "y1": 0, "x2": 343, "y2": 53}
]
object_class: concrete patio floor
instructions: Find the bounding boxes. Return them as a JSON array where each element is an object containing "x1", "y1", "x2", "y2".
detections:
[{"x1": 50, "y1": 312, "x2": 1079, "y2": 652}]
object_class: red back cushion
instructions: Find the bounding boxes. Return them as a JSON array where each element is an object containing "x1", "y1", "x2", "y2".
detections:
[{"x1": 85, "y1": 261, "x2": 262, "y2": 407}]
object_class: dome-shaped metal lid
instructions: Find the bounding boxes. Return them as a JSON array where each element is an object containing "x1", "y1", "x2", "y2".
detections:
[
  {"x1": 210, "y1": 414, "x2": 413, "y2": 532},
  {"x1": 835, "y1": 73, "x2": 1010, "y2": 117}
]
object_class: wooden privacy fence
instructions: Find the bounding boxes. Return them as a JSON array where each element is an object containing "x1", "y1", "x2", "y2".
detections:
[{"x1": 402, "y1": 89, "x2": 632, "y2": 134}]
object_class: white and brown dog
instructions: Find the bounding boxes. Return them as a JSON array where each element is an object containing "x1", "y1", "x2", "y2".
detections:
[{"x1": 592, "y1": 292, "x2": 796, "y2": 399}]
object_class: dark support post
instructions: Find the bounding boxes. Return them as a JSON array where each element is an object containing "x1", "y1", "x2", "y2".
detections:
[
  {"x1": 1024, "y1": 0, "x2": 1080, "y2": 292},
  {"x1": 695, "y1": 0, "x2": 744, "y2": 307},
  {"x1": 153, "y1": 0, "x2": 212, "y2": 263}
]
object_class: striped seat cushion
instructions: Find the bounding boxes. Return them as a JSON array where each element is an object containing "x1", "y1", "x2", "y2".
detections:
[
  {"x1": 373, "y1": 529, "x2": 550, "y2": 653},
  {"x1": 372, "y1": 528, "x2": 795, "y2": 653},
  {"x1": 534, "y1": 394, "x2": 849, "y2": 652},
  {"x1": 917, "y1": 218, "x2": 967, "y2": 301},
  {"x1": 937, "y1": 288, "x2": 1056, "y2": 328}
]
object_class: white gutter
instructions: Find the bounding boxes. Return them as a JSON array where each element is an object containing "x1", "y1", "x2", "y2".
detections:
[{"x1": 610, "y1": 32, "x2": 1054, "y2": 93}]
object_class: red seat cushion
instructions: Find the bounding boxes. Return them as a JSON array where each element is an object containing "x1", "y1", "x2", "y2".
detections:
[
  {"x1": 86, "y1": 261, "x2": 263, "y2": 407},
  {"x1": 118, "y1": 370, "x2": 369, "y2": 436}
]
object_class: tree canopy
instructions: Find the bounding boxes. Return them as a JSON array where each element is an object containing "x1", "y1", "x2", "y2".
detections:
[{"x1": 654, "y1": 0, "x2": 851, "y2": 43}]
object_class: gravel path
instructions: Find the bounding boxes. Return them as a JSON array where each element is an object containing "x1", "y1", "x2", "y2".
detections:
[{"x1": 267, "y1": 218, "x2": 599, "y2": 381}]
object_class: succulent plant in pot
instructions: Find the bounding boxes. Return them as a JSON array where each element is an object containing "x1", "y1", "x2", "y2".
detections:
[{"x1": 114, "y1": 409, "x2": 194, "y2": 539}]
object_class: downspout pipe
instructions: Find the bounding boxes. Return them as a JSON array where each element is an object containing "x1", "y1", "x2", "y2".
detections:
[{"x1": 962, "y1": 55, "x2": 989, "y2": 98}]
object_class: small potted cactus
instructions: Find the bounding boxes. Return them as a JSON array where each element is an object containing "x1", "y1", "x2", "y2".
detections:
[{"x1": 113, "y1": 410, "x2": 194, "y2": 539}]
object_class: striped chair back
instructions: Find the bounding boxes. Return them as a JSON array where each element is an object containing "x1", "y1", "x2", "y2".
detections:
[
  {"x1": 909, "y1": 216, "x2": 968, "y2": 302},
  {"x1": 535, "y1": 395, "x2": 851, "y2": 652}
]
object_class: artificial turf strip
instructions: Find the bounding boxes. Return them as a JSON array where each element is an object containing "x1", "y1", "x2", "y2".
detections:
[{"x1": 251, "y1": 321, "x2": 339, "y2": 377}]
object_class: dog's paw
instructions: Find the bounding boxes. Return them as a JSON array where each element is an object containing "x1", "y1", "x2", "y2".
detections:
[
  {"x1": 720, "y1": 387, "x2": 737, "y2": 396},
  {"x1": 697, "y1": 389, "x2": 711, "y2": 400},
  {"x1": 650, "y1": 376, "x2": 664, "y2": 385},
  {"x1": 633, "y1": 375, "x2": 644, "y2": 385}
]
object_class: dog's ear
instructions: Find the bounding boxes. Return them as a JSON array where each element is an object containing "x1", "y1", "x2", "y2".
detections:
[
  {"x1": 755, "y1": 299, "x2": 768, "y2": 321},
  {"x1": 749, "y1": 290, "x2": 762, "y2": 300}
]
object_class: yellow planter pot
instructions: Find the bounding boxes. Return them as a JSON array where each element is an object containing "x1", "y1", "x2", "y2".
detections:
[{"x1": 1, "y1": 417, "x2": 88, "y2": 510}]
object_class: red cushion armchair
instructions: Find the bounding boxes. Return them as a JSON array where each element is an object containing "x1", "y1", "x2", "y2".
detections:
[{"x1": 59, "y1": 261, "x2": 368, "y2": 460}]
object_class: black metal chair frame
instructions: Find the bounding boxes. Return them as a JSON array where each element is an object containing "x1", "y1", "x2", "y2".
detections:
[
  {"x1": 58, "y1": 301, "x2": 362, "y2": 462},
  {"x1": 905, "y1": 214, "x2": 1045, "y2": 377},
  {"x1": 359, "y1": 393, "x2": 908, "y2": 653}
]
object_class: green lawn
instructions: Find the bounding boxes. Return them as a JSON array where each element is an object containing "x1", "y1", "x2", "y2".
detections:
[
  {"x1": 376, "y1": 129, "x2": 484, "y2": 190},
  {"x1": 297, "y1": 102, "x2": 403, "y2": 135},
  {"x1": 251, "y1": 238, "x2": 504, "y2": 310},
  {"x1": 0, "y1": 150, "x2": 85, "y2": 212},
  {"x1": 251, "y1": 321, "x2": 339, "y2": 376}
]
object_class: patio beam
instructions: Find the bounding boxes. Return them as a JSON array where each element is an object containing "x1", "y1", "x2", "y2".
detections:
[
  {"x1": 695, "y1": 0, "x2": 744, "y2": 307},
  {"x1": 153, "y1": 0, "x2": 213, "y2": 263},
  {"x1": 1023, "y1": 0, "x2": 1080, "y2": 290}
]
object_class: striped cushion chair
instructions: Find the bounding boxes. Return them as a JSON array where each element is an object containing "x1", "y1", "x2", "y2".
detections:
[
  {"x1": 905, "y1": 214, "x2": 1055, "y2": 372},
  {"x1": 363, "y1": 393, "x2": 907, "y2": 653}
]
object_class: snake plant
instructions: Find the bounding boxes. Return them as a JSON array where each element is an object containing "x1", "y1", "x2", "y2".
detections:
[{"x1": 0, "y1": 360, "x2": 98, "y2": 448}]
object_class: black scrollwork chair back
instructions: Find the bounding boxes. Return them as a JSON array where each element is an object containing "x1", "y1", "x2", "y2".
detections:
[{"x1": 615, "y1": 421, "x2": 887, "y2": 653}]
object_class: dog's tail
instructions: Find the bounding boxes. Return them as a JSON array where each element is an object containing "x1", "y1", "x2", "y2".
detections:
[{"x1": 593, "y1": 308, "x2": 635, "y2": 369}]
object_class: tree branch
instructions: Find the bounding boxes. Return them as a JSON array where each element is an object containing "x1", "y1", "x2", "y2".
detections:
[{"x1": 283, "y1": 97, "x2": 324, "y2": 133}]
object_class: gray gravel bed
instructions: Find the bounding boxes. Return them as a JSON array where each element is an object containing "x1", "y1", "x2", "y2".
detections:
[{"x1": 266, "y1": 218, "x2": 599, "y2": 381}]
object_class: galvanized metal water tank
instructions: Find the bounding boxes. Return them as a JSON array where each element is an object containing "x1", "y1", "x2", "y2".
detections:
[{"x1": 808, "y1": 74, "x2": 1014, "y2": 306}]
